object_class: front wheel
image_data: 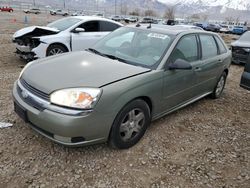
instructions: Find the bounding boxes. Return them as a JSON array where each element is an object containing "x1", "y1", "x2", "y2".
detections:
[
  {"x1": 109, "y1": 99, "x2": 151, "y2": 149},
  {"x1": 46, "y1": 44, "x2": 67, "y2": 56},
  {"x1": 210, "y1": 72, "x2": 227, "y2": 99}
]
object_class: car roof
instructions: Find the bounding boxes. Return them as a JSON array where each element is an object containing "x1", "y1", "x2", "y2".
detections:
[
  {"x1": 127, "y1": 24, "x2": 210, "y2": 36},
  {"x1": 73, "y1": 16, "x2": 123, "y2": 26}
]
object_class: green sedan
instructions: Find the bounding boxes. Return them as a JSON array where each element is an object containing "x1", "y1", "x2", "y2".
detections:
[{"x1": 13, "y1": 25, "x2": 231, "y2": 149}]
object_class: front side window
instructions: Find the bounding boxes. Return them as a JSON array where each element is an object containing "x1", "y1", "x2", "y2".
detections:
[
  {"x1": 200, "y1": 35, "x2": 218, "y2": 59},
  {"x1": 92, "y1": 27, "x2": 174, "y2": 68},
  {"x1": 80, "y1": 21, "x2": 100, "y2": 32},
  {"x1": 169, "y1": 35, "x2": 198, "y2": 63}
]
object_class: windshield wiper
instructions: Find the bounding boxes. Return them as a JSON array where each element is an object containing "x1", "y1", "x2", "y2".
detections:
[
  {"x1": 102, "y1": 54, "x2": 128, "y2": 63},
  {"x1": 86, "y1": 48, "x2": 107, "y2": 57},
  {"x1": 87, "y1": 48, "x2": 128, "y2": 63}
]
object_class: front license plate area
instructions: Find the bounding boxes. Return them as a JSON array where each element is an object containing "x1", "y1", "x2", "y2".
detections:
[{"x1": 14, "y1": 102, "x2": 28, "y2": 123}]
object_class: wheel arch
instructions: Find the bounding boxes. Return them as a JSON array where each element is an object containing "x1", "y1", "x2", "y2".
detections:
[
  {"x1": 46, "y1": 42, "x2": 69, "y2": 56},
  {"x1": 134, "y1": 96, "x2": 153, "y2": 114},
  {"x1": 224, "y1": 68, "x2": 229, "y2": 76}
]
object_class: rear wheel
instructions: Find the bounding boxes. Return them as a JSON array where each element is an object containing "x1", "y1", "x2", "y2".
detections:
[
  {"x1": 109, "y1": 99, "x2": 151, "y2": 149},
  {"x1": 46, "y1": 44, "x2": 67, "y2": 57},
  {"x1": 210, "y1": 72, "x2": 227, "y2": 99}
]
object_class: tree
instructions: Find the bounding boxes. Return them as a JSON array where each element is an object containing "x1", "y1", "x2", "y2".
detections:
[
  {"x1": 144, "y1": 9, "x2": 156, "y2": 17},
  {"x1": 164, "y1": 6, "x2": 175, "y2": 20},
  {"x1": 201, "y1": 14, "x2": 209, "y2": 21},
  {"x1": 129, "y1": 8, "x2": 140, "y2": 16},
  {"x1": 225, "y1": 16, "x2": 234, "y2": 23},
  {"x1": 121, "y1": 3, "x2": 128, "y2": 15},
  {"x1": 235, "y1": 16, "x2": 240, "y2": 25},
  {"x1": 190, "y1": 14, "x2": 200, "y2": 21}
]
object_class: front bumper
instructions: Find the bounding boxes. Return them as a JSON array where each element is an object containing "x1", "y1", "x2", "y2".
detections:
[
  {"x1": 240, "y1": 71, "x2": 250, "y2": 91},
  {"x1": 12, "y1": 81, "x2": 113, "y2": 146},
  {"x1": 14, "y1": 43, "x2": 48, "y2": 61},
  {"x1": 232, "y1": 50, "x2": 249, "y2": 64}
]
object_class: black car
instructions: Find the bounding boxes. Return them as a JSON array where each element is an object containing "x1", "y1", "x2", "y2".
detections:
[
  {"x1": 240, "y1": 54, "x2": 250, "y2": 90},
  {"x1": 231, "y1": 31, "x2": 250, "y2": 64}
]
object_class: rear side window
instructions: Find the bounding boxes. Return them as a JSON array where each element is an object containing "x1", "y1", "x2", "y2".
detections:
[
  {"x1": 169, "y1": 34, "x2": 198, "y2": 63},
  {"x1": 100, "y1": 21, "x2": 120, "y2": 32},
  {"x1": 200, "y1": 35, "x2": 218, "y2": 59},
  {"x1": 215, "y1": 36, "x2": 227, "y2": 54}
]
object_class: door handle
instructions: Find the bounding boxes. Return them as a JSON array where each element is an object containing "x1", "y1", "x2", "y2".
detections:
[
  {"x1": 218, "y1": 59, "x2": 223, "y2": 63},
  {"x1": 94, "y1": 35, "x2": 102, "y2": 37},
  {"x1": 194, "y1": 67, "x2": 202, "y2": 71}
]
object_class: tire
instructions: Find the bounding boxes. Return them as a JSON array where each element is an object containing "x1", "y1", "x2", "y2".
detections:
[
  {"x1": 109, "y1": 99, "x2": 151, "y2": 149},
  {"x1": 46, "y1": 44, "x2": 67, "y2": 57},
  {"x1": 210, "y1": 72, "x2": 227, "y2": 99}
]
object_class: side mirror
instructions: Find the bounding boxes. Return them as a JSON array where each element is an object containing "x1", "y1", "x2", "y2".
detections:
[
  {"x1": 73, "y1": 28, "x2": 85, "y2": 33},
  {"x1": 168, "y1": 59, "x2": 192, "y2": 70}
]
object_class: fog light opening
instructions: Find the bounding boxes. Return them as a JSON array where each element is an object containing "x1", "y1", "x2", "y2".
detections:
[{"x1": 71, "y1": 137, "x2": 85, "y2": 143}]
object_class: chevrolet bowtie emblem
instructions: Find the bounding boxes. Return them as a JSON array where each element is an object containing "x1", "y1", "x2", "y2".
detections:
[{"x1": 21, "y1": 90, "x2": 29, "y2": 99}]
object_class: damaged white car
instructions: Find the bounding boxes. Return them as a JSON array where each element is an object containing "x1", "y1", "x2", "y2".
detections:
[{"x1": 12, "y1": 16, "x2": 123, "y2": 61}]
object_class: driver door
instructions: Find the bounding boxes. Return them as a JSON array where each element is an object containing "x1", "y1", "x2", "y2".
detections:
[
  {"x1": 71, "y1": 21, "x2": 104, "y2": 51},
  {"x1": 162, "y1": 34, "x2": 202, "y2": 112}
]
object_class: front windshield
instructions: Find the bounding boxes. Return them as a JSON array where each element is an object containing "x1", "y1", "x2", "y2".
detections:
[
  {"x1": 239, "y1": 31, "x2": 250, "y2": 42},
  {"x1": 47, "y1": 17, "x2": 81, "y2": 31},
  {"x1": 91, "y1": 27, "x2": 174, "y2": 68}
]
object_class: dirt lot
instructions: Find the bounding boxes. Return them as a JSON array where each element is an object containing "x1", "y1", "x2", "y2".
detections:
[{"x1": 0, "y1": 11, "x2": 250, "y2": 188}]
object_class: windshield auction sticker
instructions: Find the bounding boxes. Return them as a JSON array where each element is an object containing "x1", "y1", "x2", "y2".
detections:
[{"x1": 148, "y1": 33, "x2": 169, "y2": 40}]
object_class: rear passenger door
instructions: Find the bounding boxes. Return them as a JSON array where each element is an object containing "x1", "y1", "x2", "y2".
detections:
[
  {"x1": 196, "y1": 34, "x2": 226, "y2": 93},
  {"x1": 97, "y1": 21, "x2": 121, "y2": 43}
]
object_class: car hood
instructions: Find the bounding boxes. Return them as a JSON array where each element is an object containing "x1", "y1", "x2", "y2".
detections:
[
  {"x1": 21, "y1": 51, "x2": 151, "y2": 94},
  {"x1": 13, "y1": 26, "x2": 60, "y2": 39},
  {"x1": 231, "y1": 40, "x2": 250, "y2": 48}
]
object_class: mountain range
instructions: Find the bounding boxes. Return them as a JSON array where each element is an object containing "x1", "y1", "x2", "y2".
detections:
[
  {"x1": 160, "y1": 0, "x2": 250, "y2": 11},
  {"x1": 6, "y1": 0, "x2": 250, "y2": 21}
]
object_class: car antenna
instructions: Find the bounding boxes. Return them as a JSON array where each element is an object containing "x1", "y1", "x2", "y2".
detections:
[
  {"x1": 136, "y1": 23, "x2": 141, "y2": 27},
  {"x1": 147, "y1": 23, "x2": 151, "y2": 29}
]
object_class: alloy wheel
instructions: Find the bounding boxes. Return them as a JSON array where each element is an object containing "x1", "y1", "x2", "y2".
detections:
[
  {"x1": 48, "y1": 48, "x2": 64, "y2": 56},
  {"x1": 119, "y1": 108, "x2": 145, "y2": 141},
  {"x1": 215, "y1": 76, "x2": 225, "y2": 96}
]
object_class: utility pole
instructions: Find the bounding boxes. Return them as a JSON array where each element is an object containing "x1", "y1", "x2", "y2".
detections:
[
  {"x1": 120, "y1": 0, "x2": 122, "y2": 15},
  {"x1": 115, "y1": 0, "x2": 117, "y2": 15},
  {"x1": 63, "y1": 0, "x2": 66, "y2": 9},
  {"x1": 33, "y1": 0, "x2": 35, "y2": 7}
]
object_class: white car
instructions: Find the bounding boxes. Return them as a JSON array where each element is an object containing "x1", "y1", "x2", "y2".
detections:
[
  {"x1": 220, "y1": 25, "x2": 234, "y2": 33},
  {"x1": 50, "y1": 9, "x2": 68, "y2": 16},
  {"x1": 12, "y1": 16, "x2": 123, "y2": 61},
  {"x1": 23, "y1": 8, "x2": 41, "y2": 14}
]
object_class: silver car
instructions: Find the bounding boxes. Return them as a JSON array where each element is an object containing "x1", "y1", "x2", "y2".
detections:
[{"x1": 13, "y1": 25, "x2": 231, "y2": 149}]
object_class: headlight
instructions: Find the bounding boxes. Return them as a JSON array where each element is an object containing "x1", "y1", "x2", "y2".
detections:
[
  {"x1": 50, "y1": 88, "x2": 102, "y2": 109},
  {"x1": 19, "y1": 61, "x2": 35, "y2": 78}
]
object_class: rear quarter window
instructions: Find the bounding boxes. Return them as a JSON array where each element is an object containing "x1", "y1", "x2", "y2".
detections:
[{"x1": 215, "y1": 36, "x2": 227, "y2": 54}]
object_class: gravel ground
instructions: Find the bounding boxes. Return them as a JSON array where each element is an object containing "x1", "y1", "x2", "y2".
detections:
[{"x1": 0, "y1": 11, "x2": 250, "y2": 188}]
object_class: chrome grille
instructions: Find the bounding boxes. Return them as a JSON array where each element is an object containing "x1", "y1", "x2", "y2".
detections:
[{"x1": 20, "y1": 77, "x2": 49, "y2": 101}]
